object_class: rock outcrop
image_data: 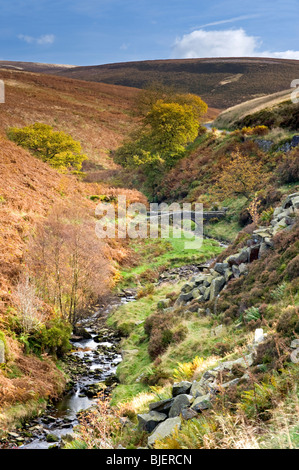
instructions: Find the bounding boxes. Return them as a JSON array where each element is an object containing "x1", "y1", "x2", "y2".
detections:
[
  {"x1": 140, "y1": 329, "x2": 268, "y2": 447},
  {"x1": 174, "y1": 193, "x2": 299, "y2": 310}
]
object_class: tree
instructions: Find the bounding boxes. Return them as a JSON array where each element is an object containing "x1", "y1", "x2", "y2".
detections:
[
  {"x1": 145, "y1": 100, "x2": 200, "y2": 160},
  {"x1": 8, "y1": 123, "x2": 86, "y2": 171},
  {"x1": 136, "y1": 83, "x2": 208, "y2": 120},
  {"x1": 215, "y1": 150, "x2": 264, "y2": 200}
]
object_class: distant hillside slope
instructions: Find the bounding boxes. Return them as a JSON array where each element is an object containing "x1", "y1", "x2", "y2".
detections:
[
  {"x1": 214, "y1": 88, "x2": 295, "y2": 129},
  {"x1": 52, "y1": 57, "x2": 299, "y2": 109},
  {"x1": 0, "y1": 61, "x2": 76, "y2": 74},
  {"x1": 0, "y1": 68, "x2": 140, "y2": 170}
]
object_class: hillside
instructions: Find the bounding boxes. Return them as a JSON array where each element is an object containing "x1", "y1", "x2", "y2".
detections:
[
  {"x1": 0, "y1": 61, "x2": 75, "y2": 74},
  {"x1": 0, "y1": 133, "x2": 147, "y2": 432},
  {"x1": 52, "y1": 57, "x2": 299, "y2": 109},
  {"x1": 0, "y1": 68, "x2": 140, "y2": 172},
  {"x1": 214, "y1": 88, "x2": 295, "y2": 129}
]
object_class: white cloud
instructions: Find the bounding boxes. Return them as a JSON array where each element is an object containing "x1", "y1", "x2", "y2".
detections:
[
  {"x1": 172, "y1": 28, "x2": 299, "y2": 60},
  {"x1": 18, "y1": 34, "x2": 55, "y2": 45}
]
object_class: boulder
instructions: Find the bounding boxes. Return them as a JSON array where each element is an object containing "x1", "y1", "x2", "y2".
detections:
[
  {"x1": 254, "y1": 328, "x2": 266, "y2": 344},
  {"x1": 191, "y1": 394, "x2": 212, "y2": 412},
  {"x1": 226, "y1": 249, "x2": 248, "y2": 266},
  {"x1": 148, "y1": 417, "x2": 181, "y2": 447},
  {"x1": 291, "y1": 339, "x2": 299, "y2": 349},
  {"x1": 214, "y1": 262, "x2": 229, "y2": 275},
  {"x1": 220, "y1": 378, "x2": 240, "y2": 389},
  {"x1": 190, "y1": 381, "x2": 206, "y2": 398},
  {"x1": 137, "y1": 411, "x2": 167, "y2": 433},
  {"x1": 46, "y1": 433, "x2": 60, "y2": 443},
  {"x1": 282, "y1": 192, "x2": 299, "y2": 209},
  {"x1": 172, "y1": 381, "x2": 192, "y2": 397},
  {"x1": 73, "y1": 326, "x2": 92, "y2": 340},
  {"x1": 178, "y1": 292, "x2": 193, "y2": 303},
  {"x1": 291, "y1": 196, "x2": 299, "y2": 209},
  {"x1": 210, "y1": 276, "x2": 226, "y2": 300},
  {"x1": 169, "y1": 394, "x2": 193, "y2": 418},
  {"x1": 191, "y1": 288, "x2": 201, "y2": 299},
  {"x1": 192, "y1": 275, "x2": 206, "y2": 285},
  {"x1": 224, "y1": 269, "x2": 233, "y2": 282},
  {"x1": 181, "y1": 283, "x2": 194, "y2": 294},
  {"x1": 203, "y1": 287, "x2": 211, "y2": 301},
  {"x1": 239, "y1": 263, "x2": 248, "y2": 275},
  {"x1": 149, "y1": 398, "x2": 174, "y2": 414},
  {"x1": 232, "y1": 265, "x2": 240, "y2": 278},
  {"x1": 181, "y1": 408, "x2": 198, "y2": 420},
  {"x1": 291, "y1": 135, "x2": 299, "y2": 148}
]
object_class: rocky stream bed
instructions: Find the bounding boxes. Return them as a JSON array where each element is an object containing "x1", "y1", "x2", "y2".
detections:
[{"x1": 1, "y1": 294, "x2": 136, "y2": 449}]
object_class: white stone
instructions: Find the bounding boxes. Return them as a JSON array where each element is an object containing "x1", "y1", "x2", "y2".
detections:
[{"x1": 254, "y1": 328, "x2": 265, "y2": 344}]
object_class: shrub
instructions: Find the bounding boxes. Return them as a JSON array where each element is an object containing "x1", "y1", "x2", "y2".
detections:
[
  {"x1": 145, "y1": 311, "x2": 188, "y2": 360},
  {"x1": 242, "y1": 307, "x2": 261, "y2": 323},
  {"x1": 276, "y1": 149, "x2": 299, "y2": 184},
  {"x1": 8, "y1": 123, "x2": 86, "y2": 171},
  {"x1": 276, "y1": 306, "x2": 299, "y2": 338},
  {"x1": 286, "y1": 255, "x2": 299, "y2": 280}
]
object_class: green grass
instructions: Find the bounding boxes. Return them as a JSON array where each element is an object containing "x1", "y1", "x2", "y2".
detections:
[
  {"x1": 118, "y1": 230, "x2": 223, "y2": 288},
  {"x1": 203, "y1": 196, "x2": 247, "y2": 243}
]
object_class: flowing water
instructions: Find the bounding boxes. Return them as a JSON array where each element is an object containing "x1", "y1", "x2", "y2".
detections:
[{"x1": 14, "y1": 294, "x2": 136, "y2": 449}]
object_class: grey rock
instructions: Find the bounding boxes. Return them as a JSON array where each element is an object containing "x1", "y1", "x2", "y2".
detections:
[
  {"x1": 169, "y1": 394, "x2": 193, "y2": 418},
  {"x1": 172, "y1": 381, "x2": 192, "y2": 397},
  {"x1": 181, "y1": 283, "x2": 194, "y2": 294},
  {"x1": 203, "y1": 287, "x2": 211, "y2": 301},
  {"x1": 239, "y1": 263, "x2": 248, "y2": 275},
  {"x1": 232, "y1": 265, "x2": 240, "y2": 278},
  {"x1": 214, "y1": 262, "x2": 229, "y2": 275},
  {"x1": 291, "y1": 339, "x2": 299, "y2": 349},
  {"x1": 178, "y1": 292, "x2": 193, "y2": 303},
  {"x1": 46, "y1": 433, "x2": 60, "y2": 443},
  {"x1": 148, "y1": 417, "x2": 181, "y2": 447},
  {"x1": 191, "y1": 288, "x2": 201, "y2": 299},
  {"x1": 224, "y1": 268, "x2": 233, "y2": 282},
  {"x1": 181, "y1": 408, "x2": 198, "y2": 420},
  {"x1": 291, "y1": 135, "x2": 299, "y2": 148},
  {"x1": 190, "y1": 381, "x2": 206, "y2": 398},
  {"x1": 137, "y1": 411, "x2": 167, "y2": 433},
  {"x1": 210, "y1": 276, "x2": 226, "y2": 300},
  {"x1": 191, "y1": 394, "x2": 212, "y2": 412},
  {"x1": 220, "y1": 378, "x2": 240, "y2": 389},
  {"x1": 291, "y1": 195, "x2": 299, "y2": 209},
  {"x1": 192, "y1": 275, "x2": 206, "y2": 285},
  {"x1": 149, "y1": 398, "x2": 174, "y2": 414}
]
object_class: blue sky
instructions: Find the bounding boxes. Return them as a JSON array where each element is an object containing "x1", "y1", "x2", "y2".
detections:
[{"x1": 1, "y1": 0, "x2": 299, "y2": 65}]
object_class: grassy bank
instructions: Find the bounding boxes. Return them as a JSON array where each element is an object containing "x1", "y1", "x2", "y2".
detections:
[{"x1": 117, "y1": 231, "x2": 223, "y2": 289}]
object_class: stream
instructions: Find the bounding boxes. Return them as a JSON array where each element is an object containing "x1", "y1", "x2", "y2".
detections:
[
  {"x1": 4, "y1": 243, "x2": 227, "y2": 449},
  {"x1": 7, "y1": 293, "x2": 136, "y2": 449}
]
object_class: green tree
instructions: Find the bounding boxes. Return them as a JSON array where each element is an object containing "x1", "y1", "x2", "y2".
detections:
[
  {"x1": 8, "y1": 123, "x2": 86, "y2": 171},
  {"x1": 145, "y1": 100, "x2": 200, "y2": 160}
]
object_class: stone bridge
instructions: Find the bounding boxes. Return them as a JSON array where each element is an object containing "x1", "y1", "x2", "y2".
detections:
[{"x1": 147, "y1": 210, "x2": 226, "y2": 225}]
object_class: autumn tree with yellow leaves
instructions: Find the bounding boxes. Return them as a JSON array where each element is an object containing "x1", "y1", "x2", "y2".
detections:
[{"x1": 215, "y1": 150, "x2": 264, "y2": 200}]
